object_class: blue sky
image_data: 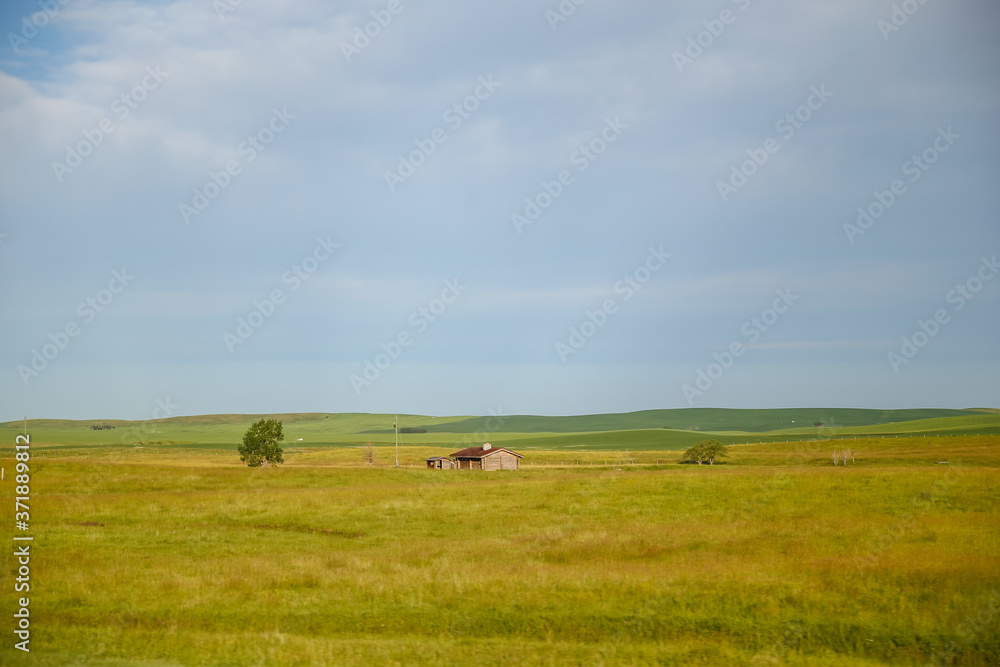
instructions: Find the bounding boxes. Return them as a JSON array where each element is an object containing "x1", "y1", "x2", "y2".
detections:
[{"x1": 0, "y1": 0, "x2": 997, "y2": 421}]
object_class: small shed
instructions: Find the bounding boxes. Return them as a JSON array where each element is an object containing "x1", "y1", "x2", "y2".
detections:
[
  {"x1": 425, "y1": 456, "x2": 456, "y2": 470},
  {"x1": 450, "y1": 443, "x2": 523, "y2": 471}
]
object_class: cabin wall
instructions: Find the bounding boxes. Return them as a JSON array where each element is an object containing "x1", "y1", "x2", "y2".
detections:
[
  {"x1": 454, "y1": 453, "x2": 519, "y2": 470},
  {"x1": 482, "y1": 451, "x2": 520, "y2": 471},
  {"x1": 483, "y1": 453, "x2": 501, "y2": 471}
]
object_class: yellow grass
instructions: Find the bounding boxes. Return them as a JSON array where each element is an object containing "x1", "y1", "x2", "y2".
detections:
[{"x1": 1, "y1": 436, "x2": 997, "y2": 665}]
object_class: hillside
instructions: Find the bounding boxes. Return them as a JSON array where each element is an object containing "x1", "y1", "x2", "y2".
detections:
[
  {"x1": 408, "y1": 407, "x2": 986, "y2": 434},
  {"x1": 2, "y1": 408, "x2": 997, "y2": 448}
]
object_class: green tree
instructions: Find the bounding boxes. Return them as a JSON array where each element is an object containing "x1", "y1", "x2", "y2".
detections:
[
  {"x1": 238, "y1": 418, "x2": 285, "y2": 467},
  {"x1": 683, "y1": 439, "x2": 728, "y2": 465},
  {"x1": 683, "y1": 442, "x2": 704, "y2": 464},
  {"x1": 683, "y1": 441, "x2": 706, "y2": 464}
]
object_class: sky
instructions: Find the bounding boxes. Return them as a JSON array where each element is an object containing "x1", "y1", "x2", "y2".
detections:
[{"x1": 0, "y1": 0, "x2": 998, "y2": 421}]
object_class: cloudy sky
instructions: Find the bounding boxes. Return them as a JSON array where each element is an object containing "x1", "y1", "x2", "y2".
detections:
[{"x1": 0, "y1": 0, "x2": 997, "y2": 421}]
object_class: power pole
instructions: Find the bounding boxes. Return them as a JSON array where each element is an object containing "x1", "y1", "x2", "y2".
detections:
[{"x1": 394, "y1": 415, "x2": 399, "y2": 467}]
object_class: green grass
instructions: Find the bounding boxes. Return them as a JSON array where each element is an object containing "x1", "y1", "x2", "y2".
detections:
[
  {"x1": 3, "y1": 408, "x2": 998, "y2": 450},
  {"x1": 417, "y1": 407, "x2": 990, "y2": 434},
  {"x1": 769, "y1": 413, "x2": 1000, "y2": 436},
  {"x1": 0, "y1": 413, "x2": 476, "y2": 448},
  {"x1": 0, "y1": 434, "x2": 997, "y2": 665}
]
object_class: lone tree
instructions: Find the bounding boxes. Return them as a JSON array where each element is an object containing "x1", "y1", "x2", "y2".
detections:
[
  {"x1": 238, "y1": 418, "x2": 285, "y2": 467},
  {"x1": 683, "y1": 439, "x2": 728, "y2": 465}
]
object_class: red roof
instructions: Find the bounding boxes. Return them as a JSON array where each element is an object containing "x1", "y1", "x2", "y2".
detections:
[{"x1": 449, "y1": 445, "x2": 523, "y2": 459}]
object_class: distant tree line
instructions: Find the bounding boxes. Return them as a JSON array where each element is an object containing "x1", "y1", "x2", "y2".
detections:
[
  {"x1": 399, "y1": 427, "x2": 426, "y2": 434},
  {"x1": 90, "y1": 424, "x2": 115, "y2": 430}
]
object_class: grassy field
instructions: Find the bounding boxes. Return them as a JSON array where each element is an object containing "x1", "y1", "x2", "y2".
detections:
[
  {"x1": 0, "y1": 427, "x2": 998, "y2": 665},
  {"x1": 2, "y1": 408, "x2": 998, "y2": 450}
]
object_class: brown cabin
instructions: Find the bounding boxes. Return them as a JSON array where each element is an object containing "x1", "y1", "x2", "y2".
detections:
[
  {"x1": 449, "y1": 443, "x2": 523, "y2": 471},
  {"x1": 425, "y1": 456, "x2": 456, "y2": 470}
]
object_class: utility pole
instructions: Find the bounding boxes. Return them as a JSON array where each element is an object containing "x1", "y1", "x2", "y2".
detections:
[{"x1": 394, "y1": 415, "x2": 399, "y2": 467}]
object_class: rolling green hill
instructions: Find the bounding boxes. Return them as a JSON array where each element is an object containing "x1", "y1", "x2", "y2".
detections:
[
  {"x1": 410, "y1": 407, "x2": 987, "y2": 434},
  {"x1": 1, "y1": 408, "x2": 997, "y2": 449},
  {"x1": 491, "y1": 428, "x2": 779, "y2": 452},
  {"x1": 770, "y1": 412, "x2": 1000, "y2": 437}
]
